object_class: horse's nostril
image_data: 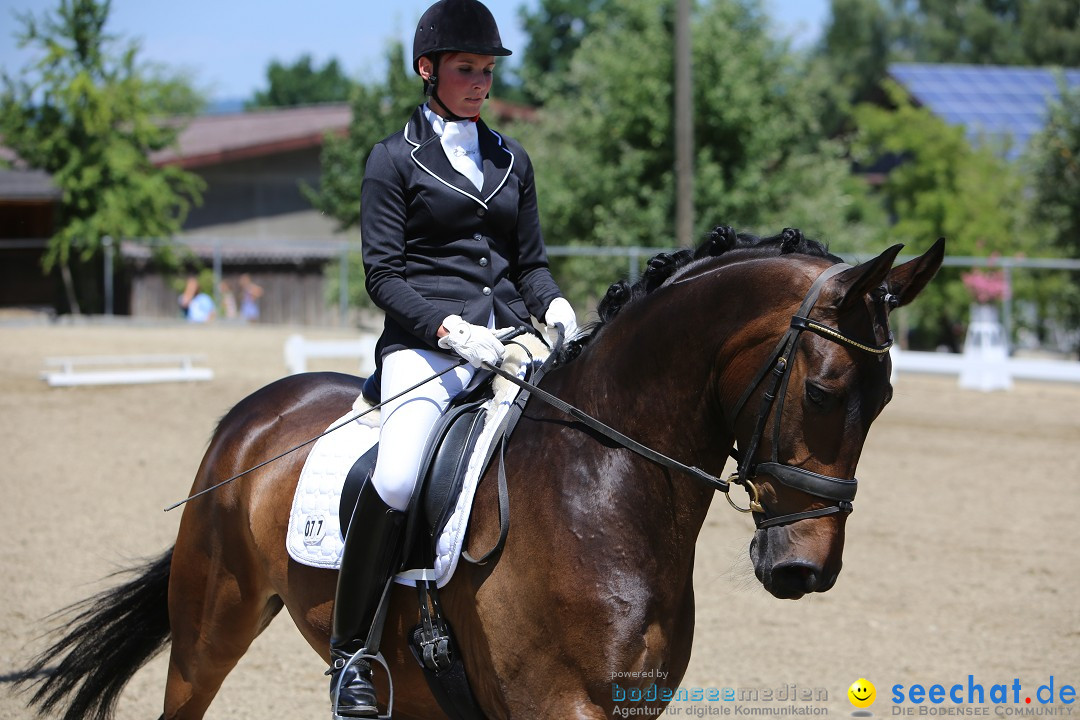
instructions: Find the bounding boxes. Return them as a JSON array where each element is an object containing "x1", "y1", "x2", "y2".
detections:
[
  {"x1": 797, "y1": 565, "x2": 820, "y2": 592},
  {"x1": 768, "y1": 561, "x2": 826, "y2": 598}
]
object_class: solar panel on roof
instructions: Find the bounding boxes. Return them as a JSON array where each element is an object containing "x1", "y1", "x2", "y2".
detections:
[{"x1": 888, "y1": 63, "x2": 1080, "y2": 160}]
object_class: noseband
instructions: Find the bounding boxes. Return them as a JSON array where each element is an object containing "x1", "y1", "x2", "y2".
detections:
[{"x1": 726, "y1": 263, "x2": 893, "y2": 529}]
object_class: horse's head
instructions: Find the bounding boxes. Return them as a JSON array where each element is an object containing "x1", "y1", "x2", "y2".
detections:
[
  {"x1": 558, "y1": 228, "x2": 943, "y2": 601},
  {"x1": 719, "y1": 236, "x2": 944, "y2": 599}
]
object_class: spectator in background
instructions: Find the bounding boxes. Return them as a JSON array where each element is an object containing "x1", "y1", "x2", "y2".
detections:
[
  {"x1": 220, "y1": 280, "x2": 239, "y2": 319},
  {"x1": 178, "y1": 275, "x2": 216, "y2": 323},
  {"x1": 239, "y1": 273, "x2": 263, "y2": 323}
]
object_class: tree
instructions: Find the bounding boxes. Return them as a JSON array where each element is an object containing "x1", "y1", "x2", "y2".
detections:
[
  {"x1": 247, "y1": 54, "x2": 353, "y2": 109},
  {"x1": 818, "y1": 0, "x2": 1080, "y2": 134},
  {"x1": 1027, "y1": 79, "x2": 1080, "y2": 356},
  {"x1": 888, "y1": 0, "x2": 1080, "y2": 67},
  {"x1": 516, "y1": 0, "x2": 607, "y2": 105},
  {"x1": 306, "y1": 42, "x2": 418, "y2": 233},
  {"x1": 1029, "y1": 79, "x2": 1080, "y2": 257},
  {"x1": 0, "y1": 0, "x2": 205, "y2": 313},
  {"x1": 143, "y1": 63, "x2": 209, "y2": 116},
  {"x1": 887, "y1": 0, "x2": 1027, "y2": 65},
  {"x1": 1018, "y1": 0, "x2": 1080, "y2": 67},
  {"x1": 509, "y1": 0, "x2": 886, "y2": 303},
  {"x1": 305, "y1": 42, "x2": 420, "y2": 309},
  {"x1": 818, "y1": 0, "x2": 892, "y2": 122},
  {"x1": 825, "y1": 0, "x2": 1080, "y2": 68},
  {"x1": 852, "y1": 81, "x2": 1034, "y2": 349}
]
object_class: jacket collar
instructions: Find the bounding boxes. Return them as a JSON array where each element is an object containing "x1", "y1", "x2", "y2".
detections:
[{"x1": 404, "y1": 105, "x2": 514, "y2": 208}]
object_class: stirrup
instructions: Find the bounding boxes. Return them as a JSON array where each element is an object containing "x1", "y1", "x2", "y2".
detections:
[{"x1": 330, "y1": 651, "x2": 394, "y2": 720}]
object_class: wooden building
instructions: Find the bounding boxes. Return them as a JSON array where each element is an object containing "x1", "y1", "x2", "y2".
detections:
[{"x1": 0, "y1": 100, "x2": 530, "y2": 325}]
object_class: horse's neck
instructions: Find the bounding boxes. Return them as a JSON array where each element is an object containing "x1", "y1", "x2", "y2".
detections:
[{"x1": 538, "y1": 320, "x2": 729, "y2": 551}]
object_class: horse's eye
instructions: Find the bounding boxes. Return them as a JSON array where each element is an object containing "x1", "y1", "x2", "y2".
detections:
[{"x1": 805, "y1": 382, "x2": 827, "y2": 407}]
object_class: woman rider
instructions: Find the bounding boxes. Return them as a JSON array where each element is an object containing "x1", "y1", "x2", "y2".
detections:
[{"x1": 327, "y1": 0, "x2": 578, "y2": 716}]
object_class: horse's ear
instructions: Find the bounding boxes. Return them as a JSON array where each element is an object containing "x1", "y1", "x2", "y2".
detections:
[
  {"x1": 830, "y1": 243, "x2": 905, "y2": 311},
  {"x1": 883, "y1": 237, "x2": 946, "y2": 309}
]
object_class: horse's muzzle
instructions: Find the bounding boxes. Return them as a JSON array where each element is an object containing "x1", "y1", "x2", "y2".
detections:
[{"x1": 749, "y1": 530, "x2": 841, "y2": 600}]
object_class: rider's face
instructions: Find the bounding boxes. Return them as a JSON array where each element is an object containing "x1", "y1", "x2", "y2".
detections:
[{"x1": 420, "y1": 52, "x2": 495, "y2": 119}]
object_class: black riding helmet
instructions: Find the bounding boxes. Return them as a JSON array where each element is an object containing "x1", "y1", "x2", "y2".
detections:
[{"x1": 413, "y1": 0, "x2": 511, "y2": 119}]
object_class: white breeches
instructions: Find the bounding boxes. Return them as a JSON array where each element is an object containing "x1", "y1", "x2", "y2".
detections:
[{"x1": 371, "y1": 348, "x2": 476, "y2": 511}]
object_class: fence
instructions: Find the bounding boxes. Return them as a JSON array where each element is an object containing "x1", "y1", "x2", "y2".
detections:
[{"x1": 4, "y1": 237, "x2": 1079, "y2": 353}]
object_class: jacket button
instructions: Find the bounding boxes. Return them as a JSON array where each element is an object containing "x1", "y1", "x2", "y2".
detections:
[
  {"x1": 482, "y1": 287, "x2": 492, "y2": 296},
  {"x1": 476, "y1": 208, "x2": 486, "y2": 217},
  {"x1": 479, "y1": 257, "x2": 488, "y2": 267},
  {"x1": 473, "y1": 233, "x2": 483, "y2": 241}
]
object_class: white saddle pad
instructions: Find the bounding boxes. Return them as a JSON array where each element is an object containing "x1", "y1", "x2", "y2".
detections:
[{"x1": 286, "y1": 337, "x2": 547, "y2": 588}]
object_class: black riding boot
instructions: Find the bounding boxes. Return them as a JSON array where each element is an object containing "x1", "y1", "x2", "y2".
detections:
[{"x1": 328, "y1": 479, "x2": 406, "y2": 719}]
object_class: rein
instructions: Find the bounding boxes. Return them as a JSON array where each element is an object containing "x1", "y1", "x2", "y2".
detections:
[
  {"x1": 487, "y1": 262, "x2": 893, "y2": 530},
  {"x1": 482, "y1": 362, "x2": 731, "y2": 494}
]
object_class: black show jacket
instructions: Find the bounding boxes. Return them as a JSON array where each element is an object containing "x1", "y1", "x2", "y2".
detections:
[{"x1": 361, "y1": 105, "x2": 563, "y2": 366}]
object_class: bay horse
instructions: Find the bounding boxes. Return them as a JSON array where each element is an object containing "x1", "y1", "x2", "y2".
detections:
[{"x1": 18, "y1": 229, "x2": 943, "y2": 720}]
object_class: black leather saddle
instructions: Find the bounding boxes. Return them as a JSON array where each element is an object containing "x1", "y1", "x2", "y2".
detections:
[{"x1": 337, "y1": 373, "x2": 496, "y2": 557}]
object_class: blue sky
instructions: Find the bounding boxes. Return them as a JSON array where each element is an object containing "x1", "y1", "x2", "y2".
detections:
[{"x1": 0, "y1": 0, "x2": 830, "y2": 101}]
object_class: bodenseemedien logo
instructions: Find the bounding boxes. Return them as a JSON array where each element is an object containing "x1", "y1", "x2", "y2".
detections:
[{"x1": 609, "y1": 680, "x2": 830, "y2": 717}]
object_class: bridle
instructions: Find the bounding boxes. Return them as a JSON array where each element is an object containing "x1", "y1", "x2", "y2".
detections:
[
  {"x1": 725, "y1": 263, "x2": 894, "y2": 529},
  {"x1": 483, "y1": 261, "x2": 895, "y2": 532}
]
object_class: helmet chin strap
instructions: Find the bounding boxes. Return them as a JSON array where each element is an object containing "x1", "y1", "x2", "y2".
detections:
[{"x1": 425, "y1": 57, "x2": 478, "y2": 122}]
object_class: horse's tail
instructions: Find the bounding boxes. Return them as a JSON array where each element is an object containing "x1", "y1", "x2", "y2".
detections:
[{"x1": 16, "y1": 547, "x2": 173, "y2": 720}]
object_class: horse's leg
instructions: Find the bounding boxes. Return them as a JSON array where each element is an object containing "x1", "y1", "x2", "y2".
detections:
[{"x1": 163, "y1": 496, "x2": 283, "y2": 719}]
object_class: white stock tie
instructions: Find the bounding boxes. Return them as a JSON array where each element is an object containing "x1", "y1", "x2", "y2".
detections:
[{"x1": 425, "y1": 106, "x2": 485, "y2": 192}]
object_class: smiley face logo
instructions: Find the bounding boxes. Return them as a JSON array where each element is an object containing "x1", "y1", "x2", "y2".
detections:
[{"x1": 848, "y1": 678, "x2": 876, "y2": 709}]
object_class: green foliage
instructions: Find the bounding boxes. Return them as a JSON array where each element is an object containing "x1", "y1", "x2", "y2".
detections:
[
  {"x1": 884, "y1": 0, "x2": 1080, "y2": 67},
  {"x1": 142, "y1": 64, "x2": 208, "y2": 116},
  {"x1": 854, "y1": 82, "x2": 1027, "y2": 254},
  {"x1": 509, "y1": 0, "x2": 884, "y2": 306},
  {"x1": 887, "y1": 0, "x2": 1026, "y2": 65},
  {"x1": 853, "y1": 81, "x2": 1036, "y2": 347},
  {"x1": 306, "y1": 43, "x2": 419, "y2": 311},
  {"x1": 516, "y1": 0, "x2": 607, "y2": 105},
  {"x1": 0, "y1": 0, "x2": 205, "y2": 287},
  {"x1": 1016, "y1": 0, "x2": 1080, "y2": 67},
  {"x1": 247, "y1": 54, "x2": 353, "y2": 109},
  {"x1": 305, "y1": 42, "x2": 419, "y2": 232},
  {"x1": 322, "y1": 245, "x2": 372, "y2": 311},
  {"x1": 1028, "y1": 79, "x2": 1080, "y2": 258},
  {"x1": 817, "y1": 0, "x2": 891, "y2": 133},
  {"x1": 818, "y1": 0, "x2": 1080, "y2": 134},
  {"x1": 1027, "y1": 79, "x2": 1080, "y2": 355}
]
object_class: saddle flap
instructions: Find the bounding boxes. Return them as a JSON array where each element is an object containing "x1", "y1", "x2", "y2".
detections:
[{"x1": 416, "y1": 400, "x2": 489, "y2": 540}]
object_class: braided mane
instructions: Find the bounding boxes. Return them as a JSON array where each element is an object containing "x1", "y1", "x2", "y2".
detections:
[{"x1": 556, "y1": 225, "x2": 839, "y2": 364}]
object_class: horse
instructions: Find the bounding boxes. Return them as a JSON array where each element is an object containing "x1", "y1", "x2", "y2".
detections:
[{"x1": 17, "y1": 228, "x2": 944, "y2": 720}]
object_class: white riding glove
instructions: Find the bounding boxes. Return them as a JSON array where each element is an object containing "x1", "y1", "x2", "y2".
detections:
[
  {"x1": 544, "y1": 297, "x2": 579, "y2": 343},
  {"x1": 437, "y1": 315, "x2": 508, "y2": 367}
]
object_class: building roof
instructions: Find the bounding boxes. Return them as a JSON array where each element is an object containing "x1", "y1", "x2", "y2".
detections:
[
  {"x1": 889, "y1": 63, "x2": 1080, "y2": 159},
  {"x1": 119, "y1": 236, "x2": 348, "y2": 264},
  {"x1": 149, "y1": 103, "x2": 353, "y2": 169},
  {"x1": 0, "y1": 167, "x2": 60, "y2": 201},
  {"x1": 2, "y1": 99, "x2": 537, "y2": 184},
  {"x1": 150, "y1": 99, "x2": 534, "y2": 169}
]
